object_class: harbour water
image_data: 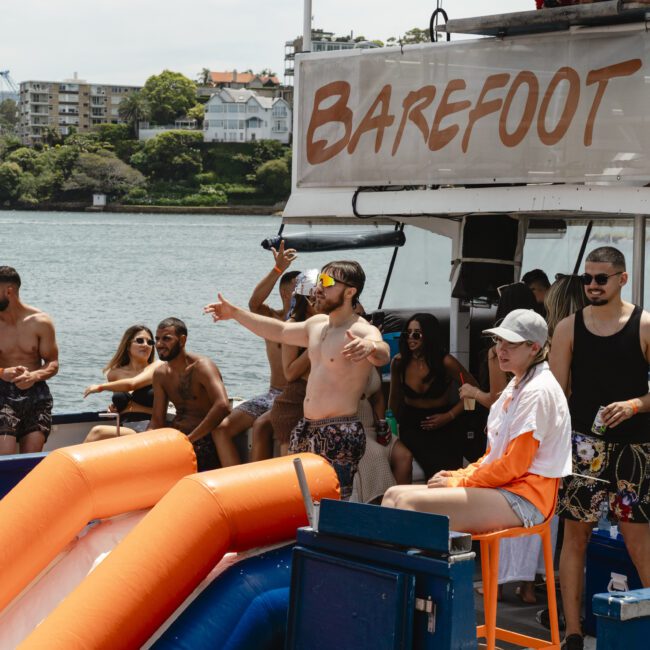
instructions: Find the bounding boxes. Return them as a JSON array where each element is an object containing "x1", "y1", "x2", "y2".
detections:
[
  {"x1": 1, "y1": 211, "x2": 395, "y2": 413},
  {"x1": 1, "y1": 210, "x2": 642, "y2": 413}
]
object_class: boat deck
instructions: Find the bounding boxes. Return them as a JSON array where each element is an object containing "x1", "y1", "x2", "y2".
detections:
[{"x1": 473, "y1": 569, "x2": 597, "y2": 649}]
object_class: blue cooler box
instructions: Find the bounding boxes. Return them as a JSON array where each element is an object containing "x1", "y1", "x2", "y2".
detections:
[
  {"x1": 584, "y1": 528, "x2": 642, "y2": 636},
  {"x1": 592, "y1": 588, "x2": 650, "y2": 649}
]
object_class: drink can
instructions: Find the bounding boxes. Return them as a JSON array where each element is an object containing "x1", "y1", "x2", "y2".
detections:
[
  {"x1": 376, "y1": 419, "x2": 391, "y2": 446},
  {"x1": 591, "y1": 406, "x2": 608, "y2": 436}
]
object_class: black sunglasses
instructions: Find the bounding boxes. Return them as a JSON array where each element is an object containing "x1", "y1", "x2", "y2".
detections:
[
  {"x1": 580, "y1": 272, "x2": 623, "y2": 286},
  {"x1": 401, "y1": 331, "x2": 423, "y2": 340},
  {"x1": 134, "y1": 337, "x2": 154, "y2": 346}
]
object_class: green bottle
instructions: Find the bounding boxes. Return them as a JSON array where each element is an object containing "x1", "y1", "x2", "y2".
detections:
[{"x1": 385, "y1": 409, "x2": 399, "y2": 436}]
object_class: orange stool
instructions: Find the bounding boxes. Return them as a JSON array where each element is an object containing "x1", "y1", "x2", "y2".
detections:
[{"x1": 473, "y1": 494, "x2": 561, "y2": 650}]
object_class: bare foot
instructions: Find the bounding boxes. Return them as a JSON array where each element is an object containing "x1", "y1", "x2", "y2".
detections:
[{"x1": 516, "y1": 581, "x2": 537, "y2": 604}]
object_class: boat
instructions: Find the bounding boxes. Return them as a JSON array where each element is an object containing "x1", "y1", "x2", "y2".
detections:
[{"x1": 4, "y1": 3, "x2": 650, "y2": 648}]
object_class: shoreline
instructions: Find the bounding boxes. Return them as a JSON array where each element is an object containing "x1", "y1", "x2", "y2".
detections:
[{"x1": 3, "y1": 202, "x2": 286, "y2": 216}]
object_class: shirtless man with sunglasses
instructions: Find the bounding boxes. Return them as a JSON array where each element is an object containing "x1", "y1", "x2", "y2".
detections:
[
  {"x1": 550, "y1": 246, "x2": 650, "y2": 650},
  {"x1": 204, "y1": 260, "x2": 390, "y2": 499}
]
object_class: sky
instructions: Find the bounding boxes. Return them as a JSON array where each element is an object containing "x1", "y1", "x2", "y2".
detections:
[{"x1": 0, "y1": 1, "x2": 525, "y2": 89}]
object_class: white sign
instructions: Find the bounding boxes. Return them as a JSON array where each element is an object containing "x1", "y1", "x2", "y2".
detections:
[{"x1": 296, "y1": 29, "x2": 650, "y2": 187}]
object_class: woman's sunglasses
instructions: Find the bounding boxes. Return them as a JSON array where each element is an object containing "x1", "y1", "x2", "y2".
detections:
[
  {"x1": 133, "y1": 337, "x2": 154, "y2": 346},
  {"x1": 401, "y1": 331, "x2": 423, "y2": 340},
  {"x1": 579, "y1": 271, "x2": 623, "y2": 286}
]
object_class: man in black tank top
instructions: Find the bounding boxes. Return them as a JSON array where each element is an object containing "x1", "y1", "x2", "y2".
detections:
[{"x1": 550, "y1": 247, "x2": 650, "y2": 650}]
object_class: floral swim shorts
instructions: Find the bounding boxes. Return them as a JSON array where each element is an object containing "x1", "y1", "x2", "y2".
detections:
[
  {"x1": 557, "y1": 431, "x2": 650, "y2": 523},
  {"x1": 289, "y1": 415, "x2": 366, "y2": 501},
  {"x1": 233, "y1": 387, "x2": 283, "y2": 420}
]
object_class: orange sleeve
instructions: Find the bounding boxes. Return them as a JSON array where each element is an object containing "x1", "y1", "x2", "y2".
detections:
[
  {"x1": 447, "y1": 449, "x2": 489, "y2": 479},
  {"x1": 447, "y1": 432, "x2": 539, "y2": 489}
]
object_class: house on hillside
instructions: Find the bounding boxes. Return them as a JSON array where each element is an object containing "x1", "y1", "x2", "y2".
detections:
[
  {"x1": 203, "y1": 88, "x2": 291, "y2": 144},
  {"x1": 197, "y1": 70, "x2": 281, "y2": 100}
]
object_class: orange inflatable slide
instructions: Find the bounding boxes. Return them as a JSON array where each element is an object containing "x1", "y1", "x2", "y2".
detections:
[
  {"x1": 12, "y1": 448, "x2": 338, "y2": 649},
  {"x1": 0, "y1": 429, "x2": 197, "y2": 614}
]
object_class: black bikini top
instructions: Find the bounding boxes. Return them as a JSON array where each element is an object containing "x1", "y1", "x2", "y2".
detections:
[
  {"x1": 111, "y1": 385, "x2": 155, "y2": 411},
  {"x1": 402, "y1": 378, "x2": 449, "y2": 400},
  {"x1": 401, "y1": 358, "x2": 449, "y2": 400}
]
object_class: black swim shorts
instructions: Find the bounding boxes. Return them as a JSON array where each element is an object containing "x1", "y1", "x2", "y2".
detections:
[
  {"x1": 0, "y1": 380, "x2": 53, "y2": 441},
  {"x1": 557, "y1": 431, "x2": 650, "y2": 524}
]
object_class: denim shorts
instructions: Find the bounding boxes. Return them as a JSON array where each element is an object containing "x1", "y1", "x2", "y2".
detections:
[{"x1": 497, "y1": 488, "x2": 545, "y2": 528}]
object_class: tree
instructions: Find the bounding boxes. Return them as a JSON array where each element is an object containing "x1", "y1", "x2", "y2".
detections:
[
  {"x1": 118, "y1": 90, "x2": 150, "y2": 138},
  {"x1": 142, "y1": 70, "x2": 197, "y2": 125},
  {"x1": 0, "y1": 161, "x2": 22, "y2": 202},
  {"x1": 130, "y1": 130, "x2": 203, "y2": 181},
  {"x1": 198, "y1": 68, "x2": 212, "y2": 86},
  {"x1": 401, "y1": 27, "x2": 430, "y2": 44},
  {"x1": 257, "y1": 68, "x2": 277, "y2": 78},
  {"x1": 256, "y1": 158, "x2": 290, "y2": 198},
  {"x1": 0, "y1": 99, "x2": 18, "y2": 132},
  {"x1": 187, "y1": 103, "x2": 205, "y2": 127},
  {"x1": 6, "y1": 147, "x2": 40, "y2": 173},
  {"x1": 0, "y1": 134, "x2": 21, "y2": 160},
  {"x1": 63, "y1": 150, "x2": 145, "y2": 197}
]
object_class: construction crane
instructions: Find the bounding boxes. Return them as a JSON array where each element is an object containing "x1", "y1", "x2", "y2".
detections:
[{"x1": 0, "y1": 70, "x2": 18, "y2": 100}]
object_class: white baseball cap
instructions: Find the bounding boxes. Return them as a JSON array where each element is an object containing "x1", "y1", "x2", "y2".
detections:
[
  {"x1": 483, "y1": 308, "x2": 548, "y2": 347},
  {"x1": 294, "y1": 269, "x2": 319, "y2": 296}
]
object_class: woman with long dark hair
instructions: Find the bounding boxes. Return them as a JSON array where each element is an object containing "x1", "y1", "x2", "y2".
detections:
[
  {"x1": 388, "y1": 312, "x2": 477, "y2": 478},
  {"x1": 83, "y1": 324, "x2": 163, "y2": 441}
]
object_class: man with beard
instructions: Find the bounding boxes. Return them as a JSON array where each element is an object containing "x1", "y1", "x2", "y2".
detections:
[
  {"x1": 550, "y1": 246, "x2": 650, "y2": 650},
  {"x1": 0, "y1": 266, "x2": 58, "y2": 454},
  {"x1": 148, "y1": 317, "x2": 230, "y2": 471},
  {"x1": 203, "y1": 260, "x2": 389, "y2": 499}
]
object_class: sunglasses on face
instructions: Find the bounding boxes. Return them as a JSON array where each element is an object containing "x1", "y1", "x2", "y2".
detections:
[
  {"x1": 133, "y1": 337, "x2": 154, "y2": 346},
  {"x1": 580, "y1": 271, "x2": 623, "y2": 286},
  {"x1": 317, "y1": 273, "x2": 347, "y2": 288},
  {"x1": 402, "y1": 331, "x2": 423, "y2": 340}
]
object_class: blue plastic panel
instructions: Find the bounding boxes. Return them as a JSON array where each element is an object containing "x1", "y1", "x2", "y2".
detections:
[
  {"x1": 287, "y1": 548, "x2": 415, "y2": 650},
  {"x1": 0, "y1": 452, "x2": 46, "y2": 499},
  {"x1": 317, "y1": 499, "x2": 454, "y2": 555}
]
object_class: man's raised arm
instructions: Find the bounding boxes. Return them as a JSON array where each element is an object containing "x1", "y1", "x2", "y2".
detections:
[
  {"x1": 248, "y1": 240, "x2": 296, "y2": 316},
  {"x1": 204, "y1": 293, "x2": 309, "y2": 348}
]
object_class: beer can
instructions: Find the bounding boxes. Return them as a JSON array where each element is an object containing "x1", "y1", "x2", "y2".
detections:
[
  {"x1": 376, "y1": 419, "x2": 391, "y2": 446},
  {"x1": 591, "y1": 406, "x2": 608, "y2": 436}
]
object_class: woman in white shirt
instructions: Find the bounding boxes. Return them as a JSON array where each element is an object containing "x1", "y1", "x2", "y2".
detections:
[{"x1": 383, "y1": 309, "x2": 572, "y2": 535}]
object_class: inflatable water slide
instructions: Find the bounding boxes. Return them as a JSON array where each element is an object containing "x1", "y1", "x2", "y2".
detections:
[{"x1": 0, "y1": 430, "x2": 339, "y2": 649}]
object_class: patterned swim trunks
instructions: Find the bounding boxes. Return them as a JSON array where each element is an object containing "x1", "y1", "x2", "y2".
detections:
[
  {"x1": 0, "y1": 380, "x2": 53, "y2": 441},
  {"x1": 289, "y1": 415, "x2": 366, "y2": 501},
  {"x1": 233, "y1": 387, "x2": 283, "y2": 420},
  {"x1": 557, "y1": 431, "x2": 650, "y2": 523}
]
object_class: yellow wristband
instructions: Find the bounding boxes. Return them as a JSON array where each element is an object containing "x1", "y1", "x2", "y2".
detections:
[{"x1": 627, "y1": 400, "x2": 639, "y2": 415}]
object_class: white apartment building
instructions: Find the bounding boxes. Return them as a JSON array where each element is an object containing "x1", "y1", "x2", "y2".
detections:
[
  {"x1": 203, "y1": 88, "x2": 291, "y2": 144},
  {"x1": 18, "y1": 76, "x2": 141, "y2": 145}
]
